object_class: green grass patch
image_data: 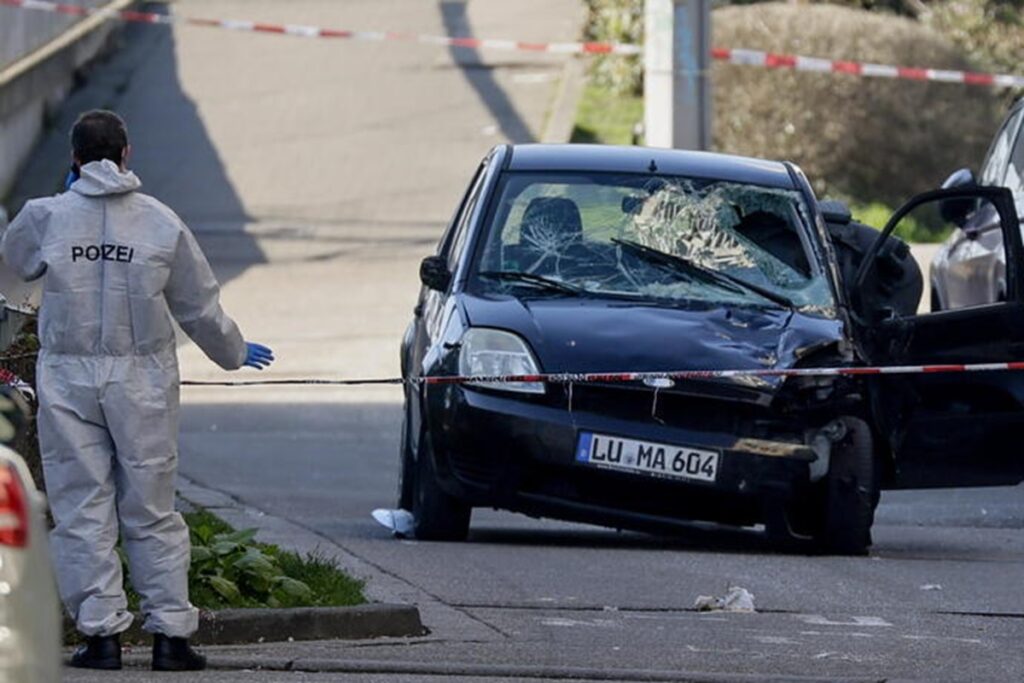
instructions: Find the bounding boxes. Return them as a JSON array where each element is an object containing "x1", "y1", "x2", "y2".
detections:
[
  {"x1": 121, "y1": 509, "x2": 365, "y2": 612},
  {"x1": 847, "y1": 201, "x2": 954, "y2": 244},
  {"x1": 570, "y1": 81, "x2": 643, "y2": 146}
]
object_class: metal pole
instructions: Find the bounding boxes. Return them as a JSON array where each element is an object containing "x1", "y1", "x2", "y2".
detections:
[{"x1": 644, "y1": 0, "x2": 711, "y2": 150}]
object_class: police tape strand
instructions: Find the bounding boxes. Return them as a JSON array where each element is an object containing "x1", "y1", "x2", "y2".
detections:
[
  {"x1": 174, "y1": 360, "x2": 1024, "y2": 388},
  {"x1": 4, "y1": 0, "x2": 1024, "y2": 89},
  {"x1": 1, "y1": 360, "x2": 1021, "y2": 390}
]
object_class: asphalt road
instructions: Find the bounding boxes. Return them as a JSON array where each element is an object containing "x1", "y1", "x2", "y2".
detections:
[{"x1": 8, "y1": 1, "x2": 1023, "y2": 681}]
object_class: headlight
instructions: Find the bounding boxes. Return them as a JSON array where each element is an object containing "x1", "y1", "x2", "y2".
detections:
[{"x1": 458, "y1": 328, "x2": 545, "y2": 394}]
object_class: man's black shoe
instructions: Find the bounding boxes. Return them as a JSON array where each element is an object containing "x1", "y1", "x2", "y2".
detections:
[
  {"x1": 152, "y1": 634, "x2": 207, "y2": 671},
  {"x1": 69, "y1": 634, "x2": 122, "y2": 670}
]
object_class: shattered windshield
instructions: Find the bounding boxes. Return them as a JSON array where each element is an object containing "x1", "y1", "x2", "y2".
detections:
[{"x1": 473, "y1": 172, "x2": 834, "y2": 313}]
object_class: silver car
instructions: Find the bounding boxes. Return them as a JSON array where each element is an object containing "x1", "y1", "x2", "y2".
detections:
[
  {"x1": 0, "y1": 203, "x2": 61, "y2": 681},
  {"x1": 0, "y1": 441, "x2": 61, "y2": 682},
  {"x1": 931, "y1": 98, "x2": 1024, "y2": 311}
]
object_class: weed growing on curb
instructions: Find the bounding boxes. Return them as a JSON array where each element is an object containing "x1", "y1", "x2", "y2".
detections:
[
  {"x1": 184, "y1": 509, "x2": 365, "y2": 609},
  {"x1": 120, "y1": 509, "x2": 365, "y2": 611}
]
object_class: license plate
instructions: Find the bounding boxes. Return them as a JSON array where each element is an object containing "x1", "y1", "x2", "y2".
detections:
[{"x1": 575, "y1": 432, "x2": 719, "y2": 483}]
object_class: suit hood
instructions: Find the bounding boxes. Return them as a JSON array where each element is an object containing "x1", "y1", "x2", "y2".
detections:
[{"x1": 71, "y1": 160, "x2": 142, "y2": 197}]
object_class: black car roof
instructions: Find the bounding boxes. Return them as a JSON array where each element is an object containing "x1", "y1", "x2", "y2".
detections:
[{"x1": 506, "y1": 144, "x2": 797, "y2": 190}]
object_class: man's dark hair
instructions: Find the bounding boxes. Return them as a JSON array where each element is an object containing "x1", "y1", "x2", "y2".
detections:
[{"x1": 71, "y1": 110, "x2": 129, "y2": 166}]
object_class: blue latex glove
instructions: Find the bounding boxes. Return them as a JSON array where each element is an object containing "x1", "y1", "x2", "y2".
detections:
[
  {"x1": 64, "y1": 168, "x2": 79, "y2": 191},
  {"x1": 243, "y1": 342, "x2": 274, "y2": 370}
]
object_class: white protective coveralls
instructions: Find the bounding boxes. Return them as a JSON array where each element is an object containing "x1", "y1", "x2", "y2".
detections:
[{"x1": 1, "y1": 159, "x2": 246, "y2": 637}]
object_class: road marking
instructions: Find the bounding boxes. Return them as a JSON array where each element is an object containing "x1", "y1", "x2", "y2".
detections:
[
  {"x1": 902, "y1": 634, "x2": 983, "y2": 644},
  {"x1": 540, "y1": 617, "x2": 619, "y2": 628},
  {"x1": 753, "y1": 635, "x2": 801, "y2": 645},
  {"x1": 797, "y1": 614, "x2": 893, "y2": 627}
]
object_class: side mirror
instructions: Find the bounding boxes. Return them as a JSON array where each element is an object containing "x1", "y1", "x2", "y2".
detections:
[
  {"x1": 939, "y1": 168, "x2": 977, "y2": 227},
  {"x1": 419, "y1": 255, "x2": 451, "y2": 292},
  {"x1": 962, "y1": 201, "x2": 1002, "y2": 241}
]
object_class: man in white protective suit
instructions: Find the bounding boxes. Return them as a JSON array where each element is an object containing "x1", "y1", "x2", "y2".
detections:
[{"x1": 1, "y1": 110, "x2": 275, "y2": 671}]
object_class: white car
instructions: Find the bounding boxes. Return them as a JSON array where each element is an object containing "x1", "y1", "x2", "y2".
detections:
[
  {"x1": 0, "y1": 440, "x2": 61, "y2": 683},
  {"x1": 931, "y1": 98, "x2": 1024, "y2": 311}
]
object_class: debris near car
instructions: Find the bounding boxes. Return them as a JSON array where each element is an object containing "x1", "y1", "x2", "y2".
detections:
[
  {"x1": 694, "y1": 587, "x2": 756, "y2": 613},
  {"x1": 371, "y1": 508, "x2": 414, "y2": 537}
]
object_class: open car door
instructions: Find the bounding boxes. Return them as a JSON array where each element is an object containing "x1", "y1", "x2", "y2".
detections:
[{"x1": 852, "y1": 186, "x2": 1024, "y2": 489}]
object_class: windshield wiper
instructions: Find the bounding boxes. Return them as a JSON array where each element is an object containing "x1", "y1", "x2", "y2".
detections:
[
  {"x1": 478, "y1": 270, "x2": 584, "y2": 296},
  {"x1": 611, "y1": 238, "x2": 795, "y2": 310}
]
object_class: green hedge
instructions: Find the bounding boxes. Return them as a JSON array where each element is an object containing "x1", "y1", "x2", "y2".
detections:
[{"x1": 582, "y1": 0, "x2": 643, "y2": 96}]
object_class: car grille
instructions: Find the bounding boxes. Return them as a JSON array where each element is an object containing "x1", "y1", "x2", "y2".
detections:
[{"x1": 567, "y1": 382, "x2": 792, "y2": 438}]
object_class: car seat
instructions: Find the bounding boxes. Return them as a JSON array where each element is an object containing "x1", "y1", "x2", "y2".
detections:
[
  {"x1": 508, "y1": 197, "x2": 584, "y2": 274},
  {"x1": 733, "y1": 210, "x2": 811, "y2": 277}
]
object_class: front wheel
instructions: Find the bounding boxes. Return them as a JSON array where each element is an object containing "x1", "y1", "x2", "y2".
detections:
[
  {"x1": 410, "y1": 424, "x2": 471, "y2": 542},
  {"x1": 397, "y1": 399, "x2": 416, "y2": 511},
  {"x1": 770, "y1": 417, "x2": 879, "y2": 555},
  {"x1": 818, "y1": 417, "x2": 878, "y2": 555}
]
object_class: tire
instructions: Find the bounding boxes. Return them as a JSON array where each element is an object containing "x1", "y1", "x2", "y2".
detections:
[
  {"x1": 411, "y1": 422, "x2": 471, "y2": 542},
  {"x1": 818, "y1": 417, "x2": 878, "y2": 556},
  {"x1": 930, "y1": 286, "x2": 941, "y2": 313},
  {"x1": 396, "y1": 402, "x2": 415, "y2": 511}
]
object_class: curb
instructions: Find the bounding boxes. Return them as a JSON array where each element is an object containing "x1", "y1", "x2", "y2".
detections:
[
  {"x1": 112, "y1": 655, "x2": 886, "y2": 683},
  {"x1": 196, "y1": 604, "x2": 426, "y2": 645},
  {"x1": 66, "y1": 604, "x2": 425, "y2": 646},
  {"x1": 175, "y1": 474, "x2": 508, "y2": 644}
]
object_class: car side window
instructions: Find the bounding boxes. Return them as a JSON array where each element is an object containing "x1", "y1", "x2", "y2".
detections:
[
  {"x1": 980, "y1": 109, "x2": 1022, "y2": 187},
  {"x1": 446, "y1": 162, "x2": 489, "y2": 272},
  {"x1": 438, "y1": 163, "x2": 485, "y2": 262}
]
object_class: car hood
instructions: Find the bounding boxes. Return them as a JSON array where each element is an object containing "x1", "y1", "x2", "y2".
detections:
[{"x1": 460, "y1": 294, "x2": 844, "y2": 400}]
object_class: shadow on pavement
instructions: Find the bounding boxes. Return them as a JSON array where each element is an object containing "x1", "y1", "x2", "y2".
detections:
[
  {"x1": 2, "y1": 2, "x2": 264, "y2": 299},
  {"x1": 180, "y1": 399, "x2": 795, "y2": 557},
  {"x1": 178, "y1": 399, "x2": 404, "y2": 521},
  {"x1": 467, "y1": 524, "x2": 779, "y2": 555},
  {"x1": 439, "y1": 1, "x2": 534, "y2": 144},
  {"x1": 178, "y1": 401, "x2": 1024, "y2": 563}
]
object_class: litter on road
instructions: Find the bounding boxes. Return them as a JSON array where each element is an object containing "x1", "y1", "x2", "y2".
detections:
[
  {"x1": 694, "y1": 587, "x2": 757, "y2": 613},
  {"x1": 371, "y1": 508, "x2": 415, "y2": 538}
]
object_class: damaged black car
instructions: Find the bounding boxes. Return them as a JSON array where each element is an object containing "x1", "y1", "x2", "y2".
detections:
[{"x1": 399, "y1": 144, "x2": 1024, "y2": 554}]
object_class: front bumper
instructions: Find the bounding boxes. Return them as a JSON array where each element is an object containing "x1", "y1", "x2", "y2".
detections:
[{"x1": 425, "y1": 384, "x2": 820, "y2": 530}]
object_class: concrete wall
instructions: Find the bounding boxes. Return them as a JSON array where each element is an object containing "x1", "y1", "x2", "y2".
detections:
[
  {"x1": 0, "y1": 1, "x2": 126, "y2": 200},
  {"x1": 0, "y1": 1, "x2": 107, "y2": 69}
]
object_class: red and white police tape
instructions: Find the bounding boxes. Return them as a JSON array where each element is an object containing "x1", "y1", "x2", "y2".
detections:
[
  {"x1": 711, "y1": 47, "x2": 1024, "y2": 89},
  {"x1": 176, "y1": 360, "x2": 1024, "y2": 388},
  {"x1": 4, "y1": 0, "x2": 1024, "y2": 89}
]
